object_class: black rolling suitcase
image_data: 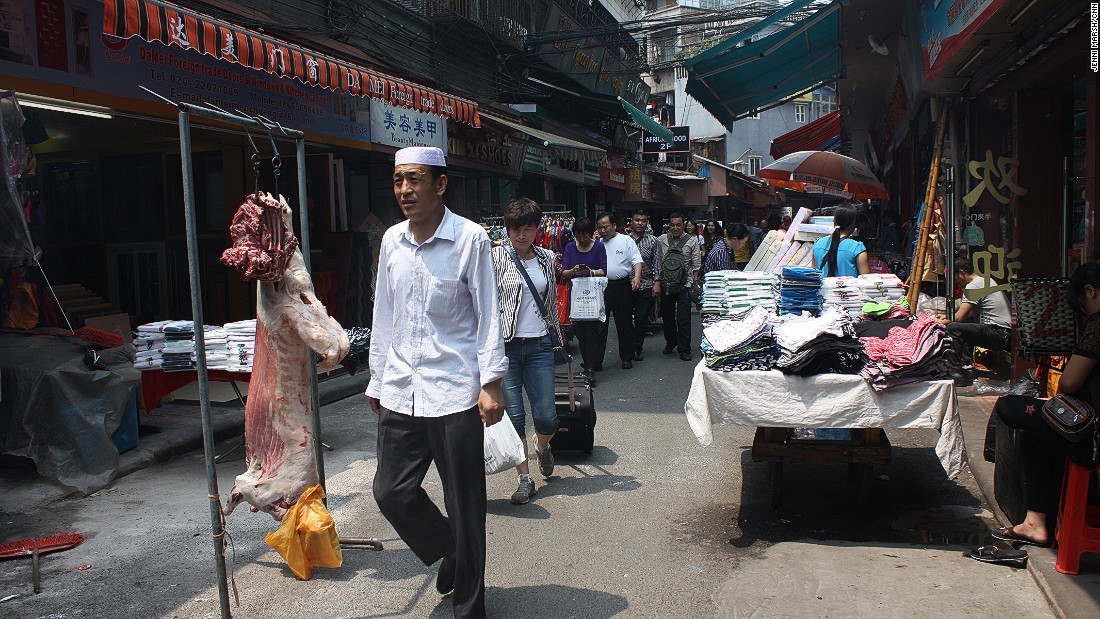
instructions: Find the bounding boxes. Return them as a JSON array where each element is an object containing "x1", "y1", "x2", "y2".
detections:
[{"x1": 551, "y1": 361, "x2": 596, "y2": 454}]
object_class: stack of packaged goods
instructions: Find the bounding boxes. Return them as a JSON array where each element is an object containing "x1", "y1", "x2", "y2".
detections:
[
  {"x1": 821, "y1": 276, "x2": 865, "y2": 317},
  {"x1": 700, "y1": 306, "x2": 778, "y2": 371},
  {"x1": 858, "y1": 273, "x2": 905, "y2": 303},
  {"x1": 702, "y1": 270, "x2": 778, "y2": 315},
  {"x1": 134, "y1": 320, "x2": 193, "y2": 371},
  {"x1": 774, "y1": 307, "x2": 867, "y2": 375},
  {"x1": 778, "y1": 267, "x2": 823, "y2": 316},
  {"x1": 223, "y1": 319, "x2": 257, "y2": 372},
  {"x1": 201, "y1": 326, "x2": 230, "y2": 370},
  {"x1": 859, "y1": 312, "x2": 950, "y2": 390},
  {"x1": 161, "y1": 321, "x2": 197, "y2": 372}
]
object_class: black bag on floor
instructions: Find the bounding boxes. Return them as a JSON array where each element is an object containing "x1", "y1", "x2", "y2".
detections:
[{"x1": 551, "y1": 382, "x2": 596, "y2": 454}]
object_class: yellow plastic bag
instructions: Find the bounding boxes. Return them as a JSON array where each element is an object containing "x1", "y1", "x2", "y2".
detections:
[{"x1": 264, "y1": 485, "x2": 342, "y2": 580}]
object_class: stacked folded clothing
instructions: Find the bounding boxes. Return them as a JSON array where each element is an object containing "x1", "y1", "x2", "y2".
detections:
[
  {"x1": 774, "y1": 307, "x2": 866, "y2": 375},
  {"x1": 200, "y1": 326, "x2": 230, "y2": 370},
  {"x1": 161, "y1": 321, "x2": 197, "y2": 372},
  {"x1": 702, "y1": 270, "x2": 778, "y2": 315},
  {"x1": 700, "y1": 306, "x2": 778, "y2": 371},
  {"x1": 223, "y1": 319, "x2": 257, "y2": 372},
  {"x1": 821, "y1": 276, "x2": 864, "y2": 317},
  {"x1": 857, "y1": 273, "x2": 905, "y2": 304},
  {"x1": 133, "y1": 329, "x2": 167, "y2": 371},
  {"x1": 861, "y1": 300, "x2": 911, "y2": 321},
  {"x1": 860, "y1": 312, "x2": 950, "y2": 390},
  {"x1": 778, "y1": 267, "x2": 823, "y2": 315}
]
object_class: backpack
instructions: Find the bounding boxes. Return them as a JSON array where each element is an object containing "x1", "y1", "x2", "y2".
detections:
[{"x1": 661, "y1": 234, "x2": 690, "y2": 294}]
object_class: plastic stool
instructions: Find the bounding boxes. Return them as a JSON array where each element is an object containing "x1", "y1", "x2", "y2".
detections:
[{"x1": 1055, "y1": 459, "x2": 1100, "y2": 575}]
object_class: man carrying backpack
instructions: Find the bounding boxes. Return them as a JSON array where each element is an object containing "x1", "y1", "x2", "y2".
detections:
[{"x1": 657, "y1": 212, "x2": 701, "y2": 361}]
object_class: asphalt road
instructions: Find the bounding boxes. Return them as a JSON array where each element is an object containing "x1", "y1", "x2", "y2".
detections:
[{"x1": 1, "y1": 313, "x2": 1053, "y2": 618}]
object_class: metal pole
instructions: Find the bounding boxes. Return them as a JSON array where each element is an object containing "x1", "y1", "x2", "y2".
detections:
[
  {"x1": 296, "y1": 137, "x2": 326, "y2": 492},
  {"x1": 179, "y1": 109, "x2": 232, "y2": 619}
]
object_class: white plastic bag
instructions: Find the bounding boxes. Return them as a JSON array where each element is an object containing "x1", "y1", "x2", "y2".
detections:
[
  {"x1": 570, "y1": 276, "x2": 607, "y2": 322},
  {"x1": 484, "y1": 419, "x2": 525, "y2": 475}
]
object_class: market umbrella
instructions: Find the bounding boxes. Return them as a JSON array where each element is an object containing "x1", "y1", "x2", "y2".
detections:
[{"x1": 759, "y1": 150, "x2": 888, "y2": 200}]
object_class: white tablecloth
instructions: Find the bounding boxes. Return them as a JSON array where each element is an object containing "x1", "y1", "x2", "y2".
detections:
[{"x1": 684, "y1": 366, "x2": 965, "y2": 479}]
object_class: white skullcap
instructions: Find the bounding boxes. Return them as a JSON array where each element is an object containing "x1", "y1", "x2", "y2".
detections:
[{"x1": 394, "y1": 146, "x2": 447, "y2": 168}]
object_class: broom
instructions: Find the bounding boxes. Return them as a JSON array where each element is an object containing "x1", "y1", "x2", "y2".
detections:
[{"x1": 0, "y1": 532, "x2": 85, "y2": 593}]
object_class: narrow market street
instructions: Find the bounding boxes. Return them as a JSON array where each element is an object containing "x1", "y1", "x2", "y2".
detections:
[{"x1": 1, "y1": 318, "x2": 1054, "y2": 618}]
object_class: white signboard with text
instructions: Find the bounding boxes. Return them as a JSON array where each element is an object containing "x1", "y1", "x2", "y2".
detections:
[{"x1": 370, "y1": 98, "x2": 447, "y2": 150}]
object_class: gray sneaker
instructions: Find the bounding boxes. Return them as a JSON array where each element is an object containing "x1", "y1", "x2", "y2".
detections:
[
  {"x1": 536, "y1": 443, "x2": 555, "y2": 477},
  {"x1": 511, "y1": 477, "x2": 536, "y2": 504}
]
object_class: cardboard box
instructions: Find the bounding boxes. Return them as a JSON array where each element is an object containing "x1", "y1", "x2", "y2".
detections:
[{"x1": 84, "y1": 313, "x2": 133, "y2": 344}]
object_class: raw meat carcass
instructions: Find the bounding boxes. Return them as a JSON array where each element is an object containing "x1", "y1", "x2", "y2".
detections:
[{"x1": 221, "y1": 193, "x2": 349, "y2": 520}]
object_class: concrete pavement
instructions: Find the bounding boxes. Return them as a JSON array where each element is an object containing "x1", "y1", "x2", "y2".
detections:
[{"x1": 0, "y1": 317, "x2": 1074, "y2": 617}]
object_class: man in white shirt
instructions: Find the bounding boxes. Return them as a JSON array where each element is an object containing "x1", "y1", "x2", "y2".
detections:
[
  {"x1": 367, "y1": 146, "x2": 507, "y2": 619},
  {"x1": 940, "y1": 258, "x2": 1012, "y2": 375},
  {"x1": 596, "y1": 212, "x2": 643, "y2": 369}
]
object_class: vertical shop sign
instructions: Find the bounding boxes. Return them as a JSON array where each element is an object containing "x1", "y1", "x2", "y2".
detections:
[
  {"x1": 370, "y1": 98, "x2": 446, "y2": 149},
  {"x1": 966, "y1": 243, "x2": 1021, "y2": 301},
  {"x1": 963, "y1": 149, "x2": 1027, "y2": 206}
]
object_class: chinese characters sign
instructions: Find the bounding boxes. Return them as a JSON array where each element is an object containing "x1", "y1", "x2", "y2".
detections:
[
  {"x1": 965, "y1": 243, "x2": 1021, "y2": 301},
  {"x1": 370, "y1": 99, "x2": 447, "y2": 150},
  {"x1": 963, "y1": 149, "x2": 1028, "y2": 206}
]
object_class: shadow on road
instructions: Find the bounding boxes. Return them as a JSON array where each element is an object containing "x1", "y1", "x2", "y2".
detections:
[
  {"x1": 426, "y1": 584, "x2": 630, "y2": 618},
  {"x1": 727, "y1": 443, "x2": 987, "y2": 550}
]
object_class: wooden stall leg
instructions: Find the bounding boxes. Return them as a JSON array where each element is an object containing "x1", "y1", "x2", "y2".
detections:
[{"x1": 768, "y1": 461, "x2": 784, "y2": 509}]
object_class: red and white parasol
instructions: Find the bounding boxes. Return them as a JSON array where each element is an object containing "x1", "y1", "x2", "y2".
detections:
[{"x1": 759, "y1": 150, "x2": 888, "y2": 200}]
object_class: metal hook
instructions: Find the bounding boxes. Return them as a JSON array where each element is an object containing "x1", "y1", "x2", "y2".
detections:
[
  {"x1": 245, "y1": 130, "x2": 262, "y2": 197},
  {"x1": 267, "y1": 132, "x2": 282, "y2": 196}
]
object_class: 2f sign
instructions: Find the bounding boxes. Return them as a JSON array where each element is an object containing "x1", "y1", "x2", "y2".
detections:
[{"x1": 642, "y1": 126, "x2": 690, "y2": 154}]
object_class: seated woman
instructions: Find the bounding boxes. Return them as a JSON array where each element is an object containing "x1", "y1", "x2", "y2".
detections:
[
  {"x1": 992, "y1": 263, "x2": 1100, "y2": 546},
  {"x1": 813, "y1": 204, "x2": 870, "y2": 277}
]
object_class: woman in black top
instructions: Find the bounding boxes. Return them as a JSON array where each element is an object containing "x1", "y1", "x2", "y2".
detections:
[{"x1": 991, "y1": 263, "x2": 1100, "y2": 546}]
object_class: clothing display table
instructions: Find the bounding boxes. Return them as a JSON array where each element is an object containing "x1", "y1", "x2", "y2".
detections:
[
  {"x1": 684, "y1": 365, "x2": 964, "y2": 479},
  {"x1": 140, "y1": 369, "x2": 250, "y2": 413}
]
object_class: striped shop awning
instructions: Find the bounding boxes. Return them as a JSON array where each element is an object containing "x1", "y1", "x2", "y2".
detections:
[{"x1": 103, "y1": 0, "x2": 480, "y2": 126}]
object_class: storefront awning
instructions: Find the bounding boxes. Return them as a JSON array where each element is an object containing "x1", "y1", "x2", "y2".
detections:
[
  {"x1": 482, "y1": 113, "x2": 606, "y2": 162},
  {"x1": 102, "y1": 0, "x2": 480, "y2": 125},
  {"x1": 683, "y1": 0, "x2": 840, "y2": 127},
  {"x1": 770, "y1": 110, "x2": 842, "y2": 159},
  {"x1": 617, "y1": 97, "x2": 675, "y2": 142}
]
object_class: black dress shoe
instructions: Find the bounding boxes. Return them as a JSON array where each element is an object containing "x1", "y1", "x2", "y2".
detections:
[
  {"x1": 621, "y1": 360, "x2": 633, "y2": 369},
  {"x1": 680, "y1": 352, "x2": 692, "y2": 361},
  {"x1": 436, "y1": 555, "x2": 456, "y2": 595},
  {"x1": 633, "y1": 351, "x2": 644, "y2": 361},
  {"x1": 663, "y1": 345, "x2": 676, "y2": 354}
]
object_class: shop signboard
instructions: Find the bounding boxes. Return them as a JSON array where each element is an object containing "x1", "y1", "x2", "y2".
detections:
[
  {"x1": 642, "y1": 126, "x2": 690, "y2": 154},
  {"x1": 536, "y1": 4, "x2": 649, "y2": 106},
  {"x1": 0, "y1": 0, "x2": 383, "y2": 143},
  {"x1": 600, "y1": 163, "x2": 626, "y2": 190},
  {"x1": 371, "y1": 98, "x2": 445, "y2": 150},
  {"x1": 446, "y1": 122, "x2": 523, "y2": 177},
  {"x1": 919, "y1": 0, "x2": 1007, "y2": 81},
  {"x1": 543, "y1": 155, "x2": 585, "y2": 184}
]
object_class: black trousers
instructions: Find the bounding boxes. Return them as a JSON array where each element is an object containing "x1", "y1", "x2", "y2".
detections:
[
  {"x1": 573, "y1": 319, "x2": 606, "y2": 371},
  {"x1": 631, "y1": 286, "x2": 656, "y2": 354},
  {"x1": 661, "y1": 288, "x2": 692, "y2": 353},
  {"x1": 946, "y1": 322, "x2": 1010, "y2": 368},
  {"x1": 373, "y1": 406, "x2": 487, "y2": 619},
  {"x1": 603, "y1": 278, "x2": 635, "y2": 364},
  {"x1": 994, "y1": 395, "x2": 1089, "y2": 515}
]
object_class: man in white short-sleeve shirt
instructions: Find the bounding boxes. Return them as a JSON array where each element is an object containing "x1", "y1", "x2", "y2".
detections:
[{"x1": 596, "y1": 212, "x2": 643, "y2": 369}]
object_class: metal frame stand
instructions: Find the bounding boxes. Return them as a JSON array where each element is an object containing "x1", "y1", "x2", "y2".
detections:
[{"x1": 159, "y1": 93, "x2": 379, "y2": 619}]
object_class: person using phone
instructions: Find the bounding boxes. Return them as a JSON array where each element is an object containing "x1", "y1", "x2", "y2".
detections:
[{"x1": 562, "y1": 218, "x2": 607, "y2": 384}]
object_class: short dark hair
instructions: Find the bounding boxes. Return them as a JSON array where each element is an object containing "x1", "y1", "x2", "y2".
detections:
[
  {"x1": 503, "y1": 197, "x2": 542, "y2": 230},
  {"x1": 572, "y1": 217, "x2": 595, "y2": 235},
  {"x1": 1067, "y1": 262, "x2": 1100, "y2": 312},
  {"x1": 632, "y1": 209, "x2": 649, "y2": 219},
  {"x1": 955, "y1": 258, "x2": 975, "y2": 274},
  {"x1": 727, "y1": 223, "x2": 751, "y2": 240},
  {"x1": 597, "y1": 212, "x2": 615, "y2": 224},
  {"x1": 668, "y1": 212, "x2": 685, "y2": 222}
]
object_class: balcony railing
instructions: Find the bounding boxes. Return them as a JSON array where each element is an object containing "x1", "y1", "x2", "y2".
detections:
[{"x1": 403, "y1": 0, "x2": 531, "y2": 49}]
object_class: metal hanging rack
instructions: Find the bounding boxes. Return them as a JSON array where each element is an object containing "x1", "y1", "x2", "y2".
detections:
[{"x1": 142, "y1": 86, "x2": 380, "y2": 619}]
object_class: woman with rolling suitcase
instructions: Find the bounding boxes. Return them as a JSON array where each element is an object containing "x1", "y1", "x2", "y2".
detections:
[{"x1": 491, "y1": 198, "x2": 561, "y2": 505}]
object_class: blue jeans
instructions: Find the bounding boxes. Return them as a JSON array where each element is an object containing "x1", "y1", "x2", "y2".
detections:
[{"x1": 503, "y1": 335, "x2": 558, "y2": 438}]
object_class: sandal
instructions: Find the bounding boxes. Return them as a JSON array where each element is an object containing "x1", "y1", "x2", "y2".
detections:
[
  {"x1": 991, "y1": 526, "x2": 1052, "y2": 548},
  {"x1": 969, "y1": 545, "x2": 1028, "y2": 568}
]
